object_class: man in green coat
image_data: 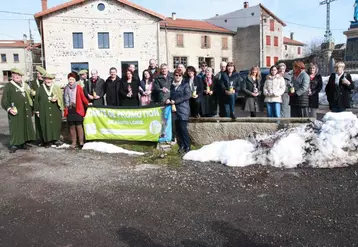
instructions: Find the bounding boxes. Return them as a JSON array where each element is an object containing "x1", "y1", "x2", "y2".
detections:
[
  {"x1": 30, "y1": 65, "x2": 46, "y2": 145},
  {"x1": 34, "y1": 73, "x2": 64, "y2": 147},
  {"x1": 1, "y1": 68, "x2": 36, "y2": 153},
  {"x1": 78, "y1": 69, "x2": 88, "y2": 88}
]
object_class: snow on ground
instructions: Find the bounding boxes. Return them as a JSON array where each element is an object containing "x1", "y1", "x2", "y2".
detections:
[
  {"x1": 184, "y1": 112, "x2": 358, "y2": 168},
  {"x1": 320, "y1": 74, "x2": 358, "y2": 107},
  {"x1": 82, "y1": 142, "x2": 144, "y2": 155}
]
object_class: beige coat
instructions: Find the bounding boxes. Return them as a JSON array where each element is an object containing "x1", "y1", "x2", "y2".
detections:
[{"x1": 263, "y1": 75, "x2": 286, "y2": 103}]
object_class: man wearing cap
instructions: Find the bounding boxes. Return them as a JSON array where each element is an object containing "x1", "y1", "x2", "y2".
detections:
[
  {"x1": 1, "y1": 68, "x2": 35, "y2": 153},
  {"x1": 84, "y1": 69, "x2": 105, "y2": 106},
  {"x1": 30, "y1": 65, "x2": 46, "y2": 145},
  {"x1": 78, "y1": 69, "x2": 88, "y2": 88},
  {"x1": 34, "y1": 73, "x2": 64, "y2": 147}
]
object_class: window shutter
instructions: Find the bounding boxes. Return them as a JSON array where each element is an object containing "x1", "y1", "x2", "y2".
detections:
[
  {"x1": 298, "y1": 47, "x2": 301, "y2": 55},
  {"x1": 274, "y1": 36, "x2": 278, "y2": 47},
  {"x1": 266, "y1": 56, "x2": 271, "y2": 67},
  {"x1": 274, "y1": 57, "x2": 279, "y2": 64},
  {"x1": 270, "y1": 19, "x2": 274, "y2": 31},
  {"x1": 266, "y1": 35, "x2": 271, "y2": 46},
  {"x1": 201, "y1": 36, "x2": 205, "y2": 48},
  {"x1": 207, "y1": 36, "x2": 211, "y2": 48}
]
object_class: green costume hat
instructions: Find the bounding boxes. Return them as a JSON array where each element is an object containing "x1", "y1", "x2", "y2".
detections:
[
  {"x1": 35, "y1": 66, "x2": 47, "y2": 76},
  {"x1": 42, "y1": 73, "x2": 55, "y2": 79},
  {"x1": 78, "y1": 69, "x2": 88, "y2": 75},
  {"x1": 11, "y1": 68, "x2": 24, "y2": 76}
]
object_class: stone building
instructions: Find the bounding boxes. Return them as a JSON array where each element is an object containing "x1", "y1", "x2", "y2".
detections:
[
  {"x1": 283, "y1": 33, "x2": 306, "y2": 60},
  {"x1": 159, "y1": 14, "x2": 234, "y2": 73},
  {"x1": 0, "y1": 37, "x2": 33, "y2": 82},
  {"x1": 207, "y1": 2, "x2": 287, "y2": 70}
]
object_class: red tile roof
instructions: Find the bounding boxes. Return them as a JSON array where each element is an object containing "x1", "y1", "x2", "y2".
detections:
[
  {"x1": 0, "y1": 40, "x2": 29, "y2": 48},
  {"x1": 283, "y1": 37, "x2": 305, "y2": 46},
  {"x1": 259, "y1": 4, "x2": 286, "y2": 27},
  {"x1": 161, "y1": 18, "x2": 235, "y2": 34},
  {"x1": 34, "y1": 0, "x2": 165, "y2": 20}
]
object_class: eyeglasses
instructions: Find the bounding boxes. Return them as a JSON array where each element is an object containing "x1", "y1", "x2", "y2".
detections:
[{"x1": 174, "y1": 74, "x2": 182, "y2": 77}]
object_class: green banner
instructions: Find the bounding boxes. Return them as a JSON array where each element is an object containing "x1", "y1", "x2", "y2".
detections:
[{"x1": 83, "y1": 106, "x2": 165, "y2": 142}]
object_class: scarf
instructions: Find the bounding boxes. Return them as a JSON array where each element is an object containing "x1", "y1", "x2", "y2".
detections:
[
  {"x1": 310, "y1": 74, "x2": 315, "y2": 81},
  {"x1": 172, "y1": 80, "x2": 182, "y2": 90},
  {"x1": 64, "y1": 82, "x2": 77, "y2": 107},
  {"x1": 205, "y1": 76, "x2": 213, "y2": 87},
  {"x1": 189, "y1": 77, "x2": 194, "y2": 91}
]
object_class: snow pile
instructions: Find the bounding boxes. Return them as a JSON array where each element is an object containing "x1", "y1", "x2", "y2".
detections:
[
  {"x1": 319, "y1": 74, "x2": 358, "y2": 107},
  {"x1": 184, "y1": 112, "x2": 358, "y2": 168},
  {"x1": 82, "y1": 142, "x2": 144, "y2": 155}
]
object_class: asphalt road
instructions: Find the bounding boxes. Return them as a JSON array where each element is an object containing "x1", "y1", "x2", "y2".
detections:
[{"x1": 0, "y1": 108, "x2": 358, "y2": 247}]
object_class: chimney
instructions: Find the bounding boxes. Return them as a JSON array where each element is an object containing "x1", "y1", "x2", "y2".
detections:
[
  {"x1": 215, "y1": 14, "x2": 219, "y2": 16},
  {"x1": 172, "y1": 12, "x2": 176, "y2": 21},
  {"x1": 244, "y1": 1, "x2": 249, "y2": 8},
  {"x1": 290, "y1": 32, "x2": 294, "y2": 40},
  {"x1": 41, "y1": 0, "x2": 48, "y2": 11},
  {"x1": 23, "y1": 34, "x2": 27, "y2": 44}
]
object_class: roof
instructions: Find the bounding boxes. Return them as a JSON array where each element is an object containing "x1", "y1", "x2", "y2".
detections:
[
  {"x1": 34, "y1": 0, "x2": 165, "y2": 20},
  {"x1": 283, "y1": 37, "x2": 305, "y2": 46},
  {"x1": 259, "y1": 4, "x2": 286, "y2": 27},
  {"x1": 0, "y1": 40, "x2": 29, "y2": 48},
  {"x1": 161, "y1": 18, "x2": 235, "y2": 34}
]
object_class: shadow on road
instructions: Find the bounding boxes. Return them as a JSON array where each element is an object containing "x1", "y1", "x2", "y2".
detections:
[{"x1": 0, "y1": 133, "x2": 9, "y2": 147}]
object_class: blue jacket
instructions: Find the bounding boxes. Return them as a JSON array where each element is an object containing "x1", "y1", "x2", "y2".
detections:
[{"x1": 169, "y1": 82, "x2": 191, "y2": 120}]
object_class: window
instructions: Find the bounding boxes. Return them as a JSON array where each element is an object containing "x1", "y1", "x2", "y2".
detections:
[
  {"x1": 173, "y1": 56, "x2": 187, "y2": 68},
  {"x1": 124, "y1": 32, "x2": 134, "y2": 48},
  {"x1": 71, "y1": 62, "x2": 89, "y2": 79},
  {"x1": 73, "y1": 32, "x2": 83, "y2": 49},
  {"x1": 222, "y1": 37, "x2": 228, "y2": 50},
  {"x1": 222, "y1": 57, "x2": 228, "y2": 62},
  {"x1": 270, "y1": 19, "x2": 274, "y2": 31},
  {"x1": 176, "y1": 34, "x2": 184, "y2": 47},
  {"x1": 285, "y1": 45, "x2": 288, "y2": 50},
  {"x1": 1, "y1": 54, "x2": 6, "y2": 63},
  {"x1": 97, "y1": 3, "x2": 105, "y2": 11},
  {"x1": 274, "y1": 36, "x2": 278, "y2": 47},
  {"x1": 98, "y1": 32, "x2": 109, "y2": 49},
  {"x1": 201, "y1": 35, "x2": 211, "y2": 49},
  {"x1": 198, "y1": 57, "x2": 205, "y2": 68},
  {"x1": 266, "y1": 35, "x2": 271, "y2": 46},
  {"x1": 13, "y1": 54, "x2": 19, "y2": 62},
  {"x1": 298, "y1": 47, "x2": 301, "y2": 55},
  {"x1": 266, "y1": 56, "x2": 271, "y2": 67},
  {"x1": 274, "y1": 57, "x2": 279, "y2": 64}
]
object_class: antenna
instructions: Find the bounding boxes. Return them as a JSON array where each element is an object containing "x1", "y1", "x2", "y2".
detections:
[{"x1": 320, "y1": 0, "x2": 337, "y2": 42}]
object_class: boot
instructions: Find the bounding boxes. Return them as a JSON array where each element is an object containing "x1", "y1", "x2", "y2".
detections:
[
  {"x1": 76, "y1": 125, "x2": 85, "y2": 149},
  {"x1": 69, "y1": 125, "x2": 77, "y2": 149}
]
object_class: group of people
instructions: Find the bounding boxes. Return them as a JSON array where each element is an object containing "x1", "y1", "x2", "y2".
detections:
[{"x1": 0, "y1": 58, "x2": 354, "y2": 154}]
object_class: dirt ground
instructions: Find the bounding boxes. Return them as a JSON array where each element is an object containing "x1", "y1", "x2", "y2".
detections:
[{"x1": 0, "y1": 105, "x2": 358, "y2": 247}]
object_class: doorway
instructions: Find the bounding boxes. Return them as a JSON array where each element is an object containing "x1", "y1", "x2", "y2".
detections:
[{"x1": 2, "y1": 70, "x2": 11, "y2": 82}]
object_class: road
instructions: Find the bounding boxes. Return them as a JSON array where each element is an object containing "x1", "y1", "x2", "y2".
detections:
[{"x1": 0, "y1": 106, "x2": 358, "y2": 247}]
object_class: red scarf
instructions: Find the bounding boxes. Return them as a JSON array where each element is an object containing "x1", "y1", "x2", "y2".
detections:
[{"x1": 205, "y1": 76, "x2": 212, "y2": 87}]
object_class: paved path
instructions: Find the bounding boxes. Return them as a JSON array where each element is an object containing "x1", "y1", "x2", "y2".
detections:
[{"x1": 0, "y1": 108, "x2": 358, "y2": 246}]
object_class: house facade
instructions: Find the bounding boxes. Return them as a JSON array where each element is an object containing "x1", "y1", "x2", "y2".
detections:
[
  {"x1": 283, "y1": 34, "x2": 306, "y2": 60},
  {"x1": 34, "y1": 0, "x2": 165, "y2": 84},
  {"x1": 207, "y1": 2, "x2": 287, "y2": 70},
  {"x1": 159, "y1": 16, "x2": 234, "y2": 73},
  {"x1": 0, "y1": 39, "x2": 33, "y2": 82}
]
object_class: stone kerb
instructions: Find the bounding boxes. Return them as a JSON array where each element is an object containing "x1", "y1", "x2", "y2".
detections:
[{"x1": 188, "y1": 117, "x2": 314, "y2": 145}]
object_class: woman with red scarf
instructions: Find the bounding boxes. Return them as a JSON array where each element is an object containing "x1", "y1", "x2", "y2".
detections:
[
  {"x1": 64, "y1": 73, "x2": 89, "y2": 149},
  {"x1": 201, "y1": 67, "x2": 217, "y2": 117},
  {"x1": 289, "y1": 61, "x2": 310, "y2": 117}
]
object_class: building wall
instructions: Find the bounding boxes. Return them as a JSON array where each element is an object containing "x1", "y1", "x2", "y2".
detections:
[
  {"x1": 0, "y1": 47, "x2": 32, "y2": 82},
  {"x1": 283, "y1": 44, "x2": 305, "y2": 60},
  {"x1": 207, "y1": 5, "x2": 261, "y2": 32},
  {"x1": 159, "y1": 29, "x2": 233, "y2": 73},
  {"x1": 42, "y1": 0, "x2": 160, "y2": 85},
  {"x1": 233, "y1": 25, "x2": 260, "y2": 71}
]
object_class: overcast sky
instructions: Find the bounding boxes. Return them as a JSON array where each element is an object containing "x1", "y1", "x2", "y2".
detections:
[{"x1": 0, "y1": 0, "x2": 353, "y2": 45}]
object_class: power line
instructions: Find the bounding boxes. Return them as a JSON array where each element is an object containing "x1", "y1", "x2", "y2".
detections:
[
  {"x1": 0, "y1": 10, "x2": 33, "y2": 15},
  {"x1": 0, "y1": 32, "x2": 20, "y2": 39}
]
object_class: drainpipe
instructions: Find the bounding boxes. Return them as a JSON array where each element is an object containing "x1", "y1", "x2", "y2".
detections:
[
  {"x1": 165, "y1": 22, "x2": 169, "y2": 65},
  {"x1": 261, "y1": 14, "x2": 264, "y2": 67},
  {"x1": 156, "y1": 22, "x2": 160, "y2": 65}
]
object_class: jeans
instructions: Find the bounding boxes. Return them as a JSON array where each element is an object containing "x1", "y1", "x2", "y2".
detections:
[
  {"x1": 331, "y1": 107, "x2": 346, "y2": 113},
  {"x1": 175, "y1": 120, "x2": 190, "y2": 150},
  {"x1": 266, "y1": 102, "x2": 281, "y2": 118},
  {"x1": 221, "y1": 94, "x2": 236, "y2": 117}
]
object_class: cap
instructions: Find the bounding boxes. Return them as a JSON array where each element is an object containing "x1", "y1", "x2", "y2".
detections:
[
  {"x1": 79, "y1": 69, "x2": 88, "y2": 75},
  {"x1": 11, "y1": 68, "x2": 24, "y2": 76},
  {"x1": 35, "y1": 66, "x2": 47, "y2": 76},
  {"x1": 42, "y1": 73, "x2": 55, "y2": 79}
]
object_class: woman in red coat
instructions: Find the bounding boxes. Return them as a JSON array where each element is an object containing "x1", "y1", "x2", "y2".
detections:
[{"x1": 64, "y1": 73, "x2": 89, "y2": 149}]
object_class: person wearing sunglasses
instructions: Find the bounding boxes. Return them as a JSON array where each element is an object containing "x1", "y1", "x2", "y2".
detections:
[{"x1": 166, "y1": 69, "x2": 192, "y2": 154}]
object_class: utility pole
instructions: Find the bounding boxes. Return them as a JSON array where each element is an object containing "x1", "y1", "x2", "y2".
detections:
[{"x1": 320, "y1": 0, "x2": 337, "y2": 42}]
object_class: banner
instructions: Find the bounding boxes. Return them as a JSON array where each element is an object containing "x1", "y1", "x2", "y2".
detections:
[{"x1": 83, "y1": 106, "x2": 172, "y2": 142}]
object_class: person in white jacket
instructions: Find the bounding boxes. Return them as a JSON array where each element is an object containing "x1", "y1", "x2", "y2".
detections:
[{"x1": 263, "y1": 65, "x2": 286, "y2": 118}]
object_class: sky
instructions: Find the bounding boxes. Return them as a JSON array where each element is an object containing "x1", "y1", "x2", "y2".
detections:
[{"x1": 0, "y1": 0, "x2": 353, "y2": 45}]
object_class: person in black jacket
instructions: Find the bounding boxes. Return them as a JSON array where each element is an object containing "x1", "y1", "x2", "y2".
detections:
[
  {"x1": 84, "y1": 69, "x2": 105, "y2": 106},
  {"x1": 307, "y1": 63, "x2": 323, "y2": 118},
  {"x1": 153, "y1": 63, "x2": 173, "y2": 104},
  {"x1": 105, "y1": 67, "x2": 121, "y2": 106},
  {"x1": 325, "y1": 62, "x2": 355, "y2": 112},
  {"x1": 220, "y1": 62, "x2": 241, "y2": 119},
  {"x1": 184, "y1": 66, "x2": 203, "y2": 117},
  {"x1": 166, "y1": 69, "x2": 191, "y2": 153},
  {"x1": 119, "y1": 70, "x2": 140, "y2": 106},
  {"x1": 201, "y1": 67, "x2": 217, "y2": 117},
  {"x1": 242, "y1": 66, "x2": 261, "y2": 117}
]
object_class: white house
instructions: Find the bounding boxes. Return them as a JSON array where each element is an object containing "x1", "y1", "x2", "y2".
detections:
[
  {"x1": 0, "y1": 38, "x2": 33, "y2": 82},
  {"x1": 34, "y1": 0, "x2": 165, "y2": 84},
  {"x1": 283, "y1": 34, "x2": 306, "y2": 60}
]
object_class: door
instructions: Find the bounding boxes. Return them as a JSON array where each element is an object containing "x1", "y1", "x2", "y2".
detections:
[
  {"x1": 71, "y1": 62, "x2": 89, "y2": 80},
  {"x1": 2, "y1": 70, "x2": 11, "y2": 82},
  {"x1": 121, "y1": 61, "x2": 139, "y2": 78},
  {"x1": 205, "y1": 57, "x2": 215, "y2": 74}
]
